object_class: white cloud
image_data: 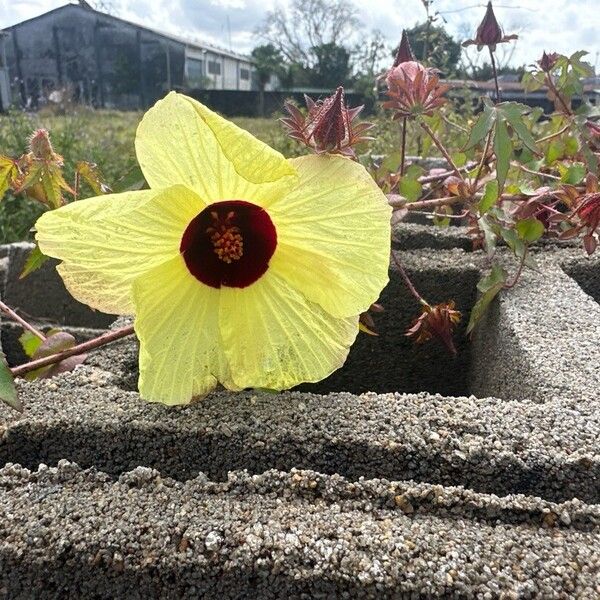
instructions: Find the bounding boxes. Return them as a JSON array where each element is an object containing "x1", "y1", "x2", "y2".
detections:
[{"x1": 1, "y1": 0, "x2": 598, "y2": 71}]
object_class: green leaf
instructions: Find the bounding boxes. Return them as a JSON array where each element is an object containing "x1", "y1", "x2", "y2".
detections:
[
  {"x1": 113, "y1": 164, "x2": 146, "y2": 193},
  {"x1": 493, "y1": 118, "x2": 511, "y2": 191},
  {"x1": 19, "y1": 244, "x2": 50, "y2": 279},
  {"x1": 467, "y1": 265, "x2": 508, "y2": 334},
  {"x1": 465, "y1": 104, "x2": 496, "y2": 150},
  {"x1": 0, "y1": 156, "x2": 18, "y2": 199},
  {"x1": 516, "y1": 217, "x2": 545, "y2": 243},
  {"x1": 559, "y1": 162, "x2": 586, "y2": 185},
  {"x1": 0, "y1": 352, "x2": 20, "y2": 411},
  {"x1": 451, "y1": 152, "x2": 467, "y2": 167},
  {"x1": 498, "y1": 102, "x2": 538, "y2": 154},
  {"x1": 478, "y1": 180, "x2": 499, "y2": 215},
  {"x1": 19, "y1": 331, "x2": 43, "y2": 358},
  {"x1": 76, "y1": 161, "x2": 111, "y2": 196},
  {"x1": 398, "y1": 176, "x2": 422, "y2": 202},
  {"x1": 545, "y1": 140, "x2": 564, "y2": 164}
]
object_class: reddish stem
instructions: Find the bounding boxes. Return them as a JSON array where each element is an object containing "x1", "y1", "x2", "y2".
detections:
[
  {"x1": 11, "y1": 325, "x2": 135, "y2": 377},
  {"x1": 390, "y1": 251, "x2": 428, "y2": 305},
  {"x1": 0, "y1": 301, "x2": 45, "y2": 341}
]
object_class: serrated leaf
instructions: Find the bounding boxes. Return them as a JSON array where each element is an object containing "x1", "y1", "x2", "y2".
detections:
[
  {"x1": 493, "y1": 118, "x2": 511, "y2": 191},
  {"x1": 479, "y1": 180, "x2": 499, "y2": 215},
  {"x1": 467, "y1": 265, "x2": 508, "y2": 334},
  {"x1": 559, "y1": 162, "x2": 586, "y2": 185},
  {"x1": 498, "y1": 102, "x2": 538, "y2": 154},
  {"x1": 0, "y1": 156, "x2": 18, "y2": 199},
  {"x1": 0, "y1": 352, "x2": 20, "y2": 411},
  {"x1": 398, "y1": 176, "x2": 422, "y2": 202},
  {"x1": 19, "y1": 330, "x2": 43, "y2": 358},
  {"x1": 19, "y1": 244, "x2": 50, "y2": 279},
  {"x1": 516, "y1": 217, "x2": 545, "y2": 242},
  {"x1": 76, "y1": 161, "x2": 111, "y2": 196},
  {"x1": 465, "y1": 105, "x2": 496, "y2": 150}
]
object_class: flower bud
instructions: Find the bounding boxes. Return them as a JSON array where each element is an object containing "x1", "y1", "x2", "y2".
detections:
[
  {"x1": 281, "y1": 86, "x2": 373, "y2": 157},
  {"x1": 28, "y1": 129, "x2": 56, "y2": 161},
  {"x1": 537, "y1": 51, "x2": 560, "y2": 72},
  {"x1": 392, "y1": 30, "x2": 415, "y2": 67},
  {"x1": 405, "y1": 300, "x2": 461, "y2": 356},
  {"x1": 462, "y1": 1, "x2": 517, "y2": 51}
]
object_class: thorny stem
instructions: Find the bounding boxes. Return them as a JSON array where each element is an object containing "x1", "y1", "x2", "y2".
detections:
[
  {"x1": 544, "y1": 73, "x2": 572, "y2": 116},
  {"x1": 473, "y1": 130, "x2": 493, "y2": 193},
  {"x1": 390, "y1": 251, "x2": 428, "y2": 306},
  {"x1": 0, "y1": 301, "x2": 45, "y2": 341},
  {"x1": 419, "y1": 121, "x2": 465, "y2": 183},
  {"x1": 11, "y1": 324, "x2": 135, "y2": 377},
  {"x1": 489, "y1": 47, "x2": 500, "y2": 103},
  {"x1": 400, "y1": 117, "x2": 408, "y2": 177}
]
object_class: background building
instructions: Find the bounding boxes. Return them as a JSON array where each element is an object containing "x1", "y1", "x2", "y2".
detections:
[{"x1": 2, "y1": 1, "x2": 275, "y2": 110}]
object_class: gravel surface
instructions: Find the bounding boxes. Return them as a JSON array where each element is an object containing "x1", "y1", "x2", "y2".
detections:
[
  {"x1": 2, "y1": 373, "x2": 598, "y2": 503},
  {"x1": 470, "y1": 257, "x2": 600, "y2": 402},
  {"x1": 1, "y1": 461, "x2": 598, "y2": 599}
]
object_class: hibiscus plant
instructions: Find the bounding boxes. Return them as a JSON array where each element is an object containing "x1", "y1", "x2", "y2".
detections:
[{"x1": 0, "y1": 1, "x2": 598, "y2": 410}]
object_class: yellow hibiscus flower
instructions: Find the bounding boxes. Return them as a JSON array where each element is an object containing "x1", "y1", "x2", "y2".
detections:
[{"x1": 35, "y1": 92, "x2": 391, "y2": 405}]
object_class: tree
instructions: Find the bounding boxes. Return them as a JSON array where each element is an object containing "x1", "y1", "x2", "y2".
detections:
[
  {"x1": 310, "y1": 43, "x2": 351, "y2": 88},
  {"x1": 404, "y1": 22, "x2": 461, "y2": 74},
  {"x1": 259, "y1": 0, "x2": 358, "y2": 70},
  {"x1": 251, "y1": 44, "x2": 285, "y2": 116}
]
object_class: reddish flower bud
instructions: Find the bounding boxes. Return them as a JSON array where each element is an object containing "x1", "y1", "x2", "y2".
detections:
[
  {"x1": 405, "y1": 300, "x2": 461, "y2": 356},
  {"x1": 462, "y1": 1, "x2": 517, "y2": 51},
  {"x1": 281, "y1": 86, "x2": 374, "y2": 158},
  {"x1": 392, "y1": 30, "x2": 415, "y2": 67},
  {"x1": 537, "y1": 51, "x2": 560, "y2": 72},
  {"x1": 28, "y1": 129, "x2": 58, "y2": 161},
  {"x1": 383, "y1": 61, "x2": 448, "y2": 119}
]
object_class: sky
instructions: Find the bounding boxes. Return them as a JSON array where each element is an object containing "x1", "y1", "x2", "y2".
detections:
[{"x1": 2, "y1": 0, "x2": 599, "y2": 71}]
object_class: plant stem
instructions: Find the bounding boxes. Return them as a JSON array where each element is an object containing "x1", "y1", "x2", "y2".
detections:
[
  {"x1": 512, "y1": 161, "x2": 561, "y2": 181},
  {"x1": 544, "y1": 73, "x2": 572, "y2": 116},
  {"x1": 418, "y1": 162, "x2": 479, "y2": 184},
  {"x1": 489, "y1": 47, "x2": 500, "y2": 103},
  {"x1": 535, "y1": 122, "x2": 571, "y2": 144},
  {"x1": 0, "y1": 301, "x2": 45, "y2": 341},
  {"x1": 419, "y1": 121, "x2": 465, "y2": 182},
  {"x1": 390, "y1": 251, "x2": 427, "y2": 305},
  {"x1": 11, "y1": 324, "x2": 135, "y2": 378},
  {"x1": 473, "y1": 130, "x2": 493, "y2": 193},
  {"x1": 400, "y1": 117, "x2": 408, "y2": 177},
  {"x1": 504, "y1": 248, "x2": 528, "y2": 289}
]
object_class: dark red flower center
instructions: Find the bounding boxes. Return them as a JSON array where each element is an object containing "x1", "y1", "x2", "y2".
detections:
[{"x1": 181, "y1": 200, "x2": 277, "y2": 288}]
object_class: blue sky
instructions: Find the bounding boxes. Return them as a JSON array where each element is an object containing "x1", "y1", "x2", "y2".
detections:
[{"x1": 3, "y1": 0, "x2": 599, "y2": 71}]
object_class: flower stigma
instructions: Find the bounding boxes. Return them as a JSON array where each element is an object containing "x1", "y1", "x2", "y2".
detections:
[
  {"x1": 207, "y1": 210, "x2": 244, "y2": 263},
  {"x1": 180, "y1": 200, "x2": 277, "y2": 289}
]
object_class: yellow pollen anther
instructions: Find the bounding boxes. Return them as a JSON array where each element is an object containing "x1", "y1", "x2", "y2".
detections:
[{"x1": 207, "y1": 219, "x2": 244, "y2": 263}]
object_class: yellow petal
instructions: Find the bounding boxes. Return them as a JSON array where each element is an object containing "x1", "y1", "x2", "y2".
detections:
[
  {"x1": 268, "y1": 154, "x2": 391, "y2": 318},
  {"x1": 133, "y1": 255, "x2": 233, "y2": 405},
  {"x1": 135, "y1": 92, "x2": 297, "y2": 205},
  {"x1": 35, "y1": 185, "x2": 203, "y2": 314},
  {"x1": 219, "y1": 269, "x2": 359, "y2": 390}
]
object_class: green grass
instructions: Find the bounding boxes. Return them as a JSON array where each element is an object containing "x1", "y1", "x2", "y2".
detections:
[{"x1": 0, "y1": 105, "x2": 467, "y2": 243}]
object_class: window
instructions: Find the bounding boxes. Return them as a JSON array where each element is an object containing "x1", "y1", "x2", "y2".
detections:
[
  {"x1": 240, "y1": 68, "x2": 250, "y2": 81},
  {"x1": 187, "y1": 58, "x2": 204, "y2": 83},
  {"x1": 207, "y1": 60, "x2": 221, "y2": 75}
]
